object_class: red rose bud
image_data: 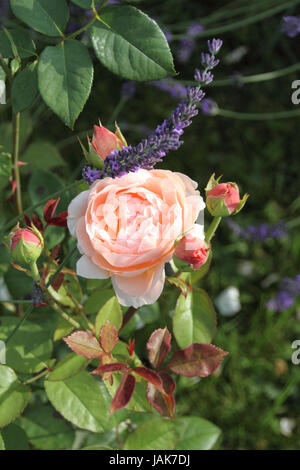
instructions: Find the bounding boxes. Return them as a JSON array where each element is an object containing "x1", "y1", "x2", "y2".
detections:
[
  {"x1": 91, "y1": 122, "x2": 124, "y2": 161},
  {"x1": 175, "y1": 234, "x2": 209, "y2": 269},
  {"x1": 205, "y1": 174, "x2": 248, "y2": 217},
  {"x1": 10, "y1": 228, "x2": 43, "y2": 266}
]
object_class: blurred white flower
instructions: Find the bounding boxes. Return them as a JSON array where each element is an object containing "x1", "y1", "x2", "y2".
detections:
[
  {"x1": 0, "y1": 277, "x2": 11, "y2": 301},
  {"x1": 215, "y1": 286, "x2": 241, "y2": 316},
  {"x1": 224, "y1": 46, "x2": 248, "y2": 64},
  {"x1": 280, "y1": 417, "x2": 296, "y2": 437}
]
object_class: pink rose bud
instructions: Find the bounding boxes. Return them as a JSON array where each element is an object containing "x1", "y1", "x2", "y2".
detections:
[
  {"x1": 175, "y1": 234, "x2": 209, "y2": 269},
  {"x1": 205, "y1": 174, "x2": 248, "y2": 217},
  {"x1": 91, "y1": 123, "x2": 124, "y2": 161},
  {"x1": 10, "y1": 228, "x2": 43, "y2": 266}
]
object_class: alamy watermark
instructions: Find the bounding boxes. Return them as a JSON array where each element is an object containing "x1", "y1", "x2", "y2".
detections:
[
  {"x1": 291, "y1": 340, "x2": 300, "y2": 365},
  {"x1": 0, "y1": 340, "x2": 6, "y2": 365},
  {"x1": 291, "y1": 80, "x2": 300, "y2": 105}
]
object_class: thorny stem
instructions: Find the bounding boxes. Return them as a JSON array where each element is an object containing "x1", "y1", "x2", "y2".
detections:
[
  {"x1": 12, "y1": 112, "x2": 23, "y2": 214},
  {"x1": 47, "y1": 295, "x2": 81, "y2": 329}
]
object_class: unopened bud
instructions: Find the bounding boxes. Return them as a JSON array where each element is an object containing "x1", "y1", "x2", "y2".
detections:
[{"x1": 10, "y1": 228, "x2": 43, "y2": 266}]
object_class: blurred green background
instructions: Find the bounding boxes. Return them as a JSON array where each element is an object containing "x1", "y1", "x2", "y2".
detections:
[{"x1": 1, "y1": 0, "x2": 300, "y2": 450}]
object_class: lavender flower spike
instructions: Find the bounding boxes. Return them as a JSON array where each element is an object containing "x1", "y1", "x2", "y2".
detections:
[
  {"x1": 281, "y1": 16, "x2": 300, "y2": 38},
  {"x1": 83, "y1": 39, "x2": 222, "y2": 183},
  {"x1": 266, "y1": 273, "x2": 300, "y2": 312},
  {"x1": 208, "y1": 39, "x2": 223, "y2": 54}
]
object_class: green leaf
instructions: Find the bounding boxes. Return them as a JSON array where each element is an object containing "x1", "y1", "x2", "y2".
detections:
[
  {"x1": 84, "y1": 289, "x2": 115, "y2": 315},
  {"x1": 44, "y1": 225, "x2": 66, "y2": 251},
  {"x1": 4, "y1": 266, "x2": 33, "y2": 299},
  {"x1": 174, "y1": 416, "x2": 221, "y2": 450},
  {"x1": 0, "y1": 365, "x2": 30, "y2": 427},
  {"x1": 0, "y1": 29, "x2": 36, "y2": 59},
  {"x1": 38, "y1": 40, "x2": 93, "y2": 128},
  {"x1": 18, "y1": 405, "x2": 74, "y2": 450},
  {"x1": 123, "y1": 418, "x2": 179, "y2": 450},
  {"x1": 11, "y1": 62, "x2": 38, "y2": 113},
  {"x1": 0, "y1": 150, "x2": 12, "y2": 191},
  {"x1": 47, "y1": 353, "x2": 89, "y2": 382},
  {"x1": 0, "y1": 432, "x2": 4, "y2": 450},
  {"x1": 53, "y1": 318, "x2": 74, "y2": 342},
  {"x1": 45, "y1": 371, "x2": 113, "y2": 433},
  {"x1": 95, "y1": 296, "x2": 123, "y2": 336},
  {"x1": 70, "y1": 0, "x2": 92, "y2": 8},
  {"x1": 28, "y1": 170, "x2": 68, "y2": 215},
  {"x1": 21, "y1": 140, "x2": 65, "y2": 173},
  {"x1": 0, "y1": 317, "x2": 53, "y2": 374},
  {"x1": 91, "y1": 6, "x2": 175, "y2": 81},
  {"x1": 173, "y1": 289, "x2": 217, "y2": 349},
  {"x1": 1, "y1": 423, "x2": 29, "y2": 450},
  {"x1": 10, "y1": 0, "x2": 69, "y2": 37}
]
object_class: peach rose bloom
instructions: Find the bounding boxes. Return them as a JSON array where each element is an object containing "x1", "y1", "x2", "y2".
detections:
[{"x1": 67, "y1": 169, "x2": 205, "y2": 308}]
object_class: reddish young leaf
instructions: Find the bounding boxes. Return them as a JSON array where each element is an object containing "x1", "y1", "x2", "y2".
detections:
[
  {"x1": 127, "y1": 338, "x2": 135, "y2": 356},
  {"x1": 99, "y1": 321, "x2": 119, "y2": 354},
  {"x1": 168, "y1": 343, "x2": 228, "y2": 378},
  {"x1": 44, "y1": 198, "x2": 60, "y2": 222},
  {"x1": 51, "y1": 272, "x2": 64, "y2": 292},
  {"x1": 110, "y1": 373, "x2": 136, "y2": 414},
  {"x1": 146, "y1": 371, "x2": 176, "y2": 418},
  {"x1": 92, "y1": 362, "x2": 129, "y2": 376},
  {"x1": 132, "y1": 367, "x2": 164, "y2": 393},
  {"x1": 49, "y1": 211, "x2": 68, "y2": 227},
  {"x1": 50, "y1": 245, "x2": 60, "y2": 261},
  {"x1": 147, "y1": 327, "x2": 172, "y2": 369},
  {"x1": 24, "y1": 213, "x2": 31, "y2": 227},
  {"x1": 31, "y1": 214, "x2": 44, "y2": 231},
  {"x1": 159, "y1": 370, "x2": 176, "y2": 395},
  {"x1": 167, "y1": 276, "x2": 190, "y2": 297},
  {"x1": 63, "y1": 330, "x2": 102, "y2": 359}
]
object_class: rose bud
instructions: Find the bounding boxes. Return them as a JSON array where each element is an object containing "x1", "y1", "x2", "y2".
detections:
[
  {"x1": 91, "y1": 122, "x2": 125, "y2": 161},
  {"x1": 175, "y1": 233, "x2": 210, "y2": 269},
  {"x1": 10, "y1": 227, "x2": 43, "y2": 266},
  {"x1": 205, "y1": 174, "x2": 248, "y2": 217}
]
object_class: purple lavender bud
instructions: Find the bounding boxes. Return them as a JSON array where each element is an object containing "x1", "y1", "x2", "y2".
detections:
[
  {"x1": 194, "y1": 69, "x2": 214, "y2": 85},
  {"x1": 227, "y1": 219, "x2": 288, "y2": 242},
  {"x1": 266, "y1": 291, "x2": 295, "y2": 312},
  {"x1": 187, "y1": 22, "x2": 204, "y2": 37},
  {"x1": 208, "y1": 38, "x2": 223, "y2": 54},
  {"x1": 82, "y1": 166, "x2": 101, "y2": 185},
  {"x1": 201, "y1": 53, "x2": 220, "y2": 69},
  {"x1": 281, "y1": 16, "x2": 300, "y2": 38},
  {"x1": 200, "y1": 98, "x2": 218, "y2": 116},
  {"x1": 82, "y1": 40, "x2": 221, "y2": 182},
  {"x1": 32, "y1": 282, "x2": 45, "y2": 307},
  {"x1": 121, "y1": 81, "x2": 136, "y2": 99}
]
